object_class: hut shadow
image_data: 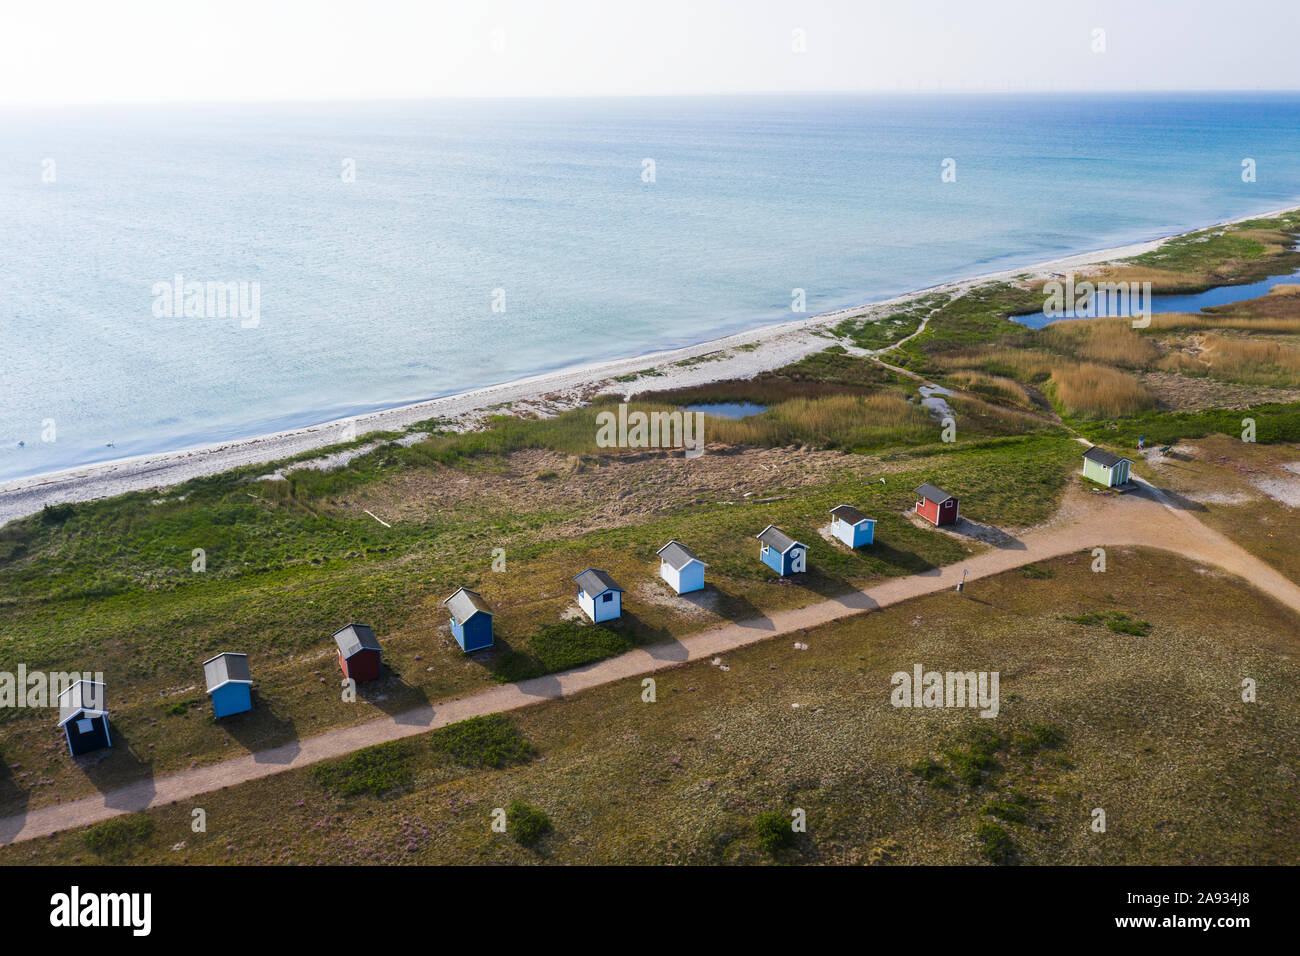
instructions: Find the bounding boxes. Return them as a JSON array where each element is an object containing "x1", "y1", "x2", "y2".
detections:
[
  {"x1": 710, "y1": 588, "x2": 775, "y2": 631},
  {"x1": 77, "y1": 727, "x2": 157, "y2": 810},
  {"x1": 824, "y1": 588, "x2": 881, "y2": 612},
  {"x1": 614, "y1": 610, "x2": 675, "y2": 648},
  {"x1": 866, "y1": 539, "x2": 937, "y2": 575},
  {"x1": 794, "y1": 567, "x2": 867, "y2": 605},
  {"x1": 223, "y1": 692, "x2": 301, "y2": 763},
  {"x1": 0, "y1": 757, "x2": 30, "y2": 844},
  {"x1": 361, "y1": 670, "x2": 432, "y2": 726},
  {"x1": 1132, "y1": 482, "x2": 1207, "y2": 512},
  {"x1": 947, "y1": 518, "x2": 1026, "y2": 550},
  {"x1": 514, "y1": 672, "x2": 564, "y2": 701}
]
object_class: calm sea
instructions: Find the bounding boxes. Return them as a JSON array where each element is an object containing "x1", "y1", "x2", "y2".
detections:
[{"x1": 3, "y1": 93, "x2": 1299, "y2": 480}]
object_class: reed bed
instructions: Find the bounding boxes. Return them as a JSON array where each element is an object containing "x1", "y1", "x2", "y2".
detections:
[
  {"x1": 704, "y1": 392, "x2": 934, "y2": 449},
  {"x1": 1040, "y1": 320, "x2": 1159, "y2": 368},
  {"x1": 1048, "y1": 363, "x2": 1156, "y2": 418},
  {"x1": 1142, "y1": 312, "x2": 1300, "y2": 334},
  {"x1": 946, "y1": 370, "x2": 1035, "y2": 407},
  {"x1": 1192, "y1": 334, "x2": 1300, "y2": 386}
]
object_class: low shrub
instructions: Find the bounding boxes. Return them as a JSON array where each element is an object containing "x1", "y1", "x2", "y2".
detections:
[
  {"x1": 429, "y1": 715, "x2": 536, "y2": 769},
  {"x1": 753, "y1": 810, "x2": 796, "y2": 856},
  {"x1": 310, "y1": 741, "x2": 414, "y2": 797},
  {"x1": 507, "y1": 800, "x2": 552, "y2": 847}
]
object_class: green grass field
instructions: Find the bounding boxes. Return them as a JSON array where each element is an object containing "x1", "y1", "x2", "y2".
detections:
[
  {"x1": 0, "y1": 430, "x2": 1083, "y2": 817},
  {"x1": 7, "y1": 547, "x2": 1296, "y2": 865}
]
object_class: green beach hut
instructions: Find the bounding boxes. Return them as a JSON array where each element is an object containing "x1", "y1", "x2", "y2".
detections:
[{"x1": 1082, "y1": 446, "x2": 1134, "y2": 488}]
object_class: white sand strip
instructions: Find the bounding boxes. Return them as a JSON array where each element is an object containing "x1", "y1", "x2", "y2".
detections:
[{"x1": 2, "y1": 202, "x2": 1296, "y2": 526}]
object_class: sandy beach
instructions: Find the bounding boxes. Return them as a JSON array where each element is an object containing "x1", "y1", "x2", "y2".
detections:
[{"x1": 2, "y1": 202, "x2": 1297, "y2": 527}]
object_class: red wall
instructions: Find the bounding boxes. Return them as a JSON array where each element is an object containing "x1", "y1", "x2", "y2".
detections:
[
  {"x1": 916, "y1": 497, "x2": 959, "y2": 526},
  {"x1": 339, "y1": 648, "x2": 382, "y2": 682}
]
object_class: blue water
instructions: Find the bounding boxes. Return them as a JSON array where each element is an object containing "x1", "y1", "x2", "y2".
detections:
[
  {"x1": 682, "y1": 402, "x2": 768, "y2": 419},
  {"x1": 3, "y1": 93, "x2": 1300, "y2": 481},
  {"x1": 1014, "y1": 267, "x2": 1300, "y2": 328}
]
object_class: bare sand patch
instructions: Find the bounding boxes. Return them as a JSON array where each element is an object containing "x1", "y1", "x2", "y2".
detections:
[
  {"x1": 635, "y1": 581, "x2": 722, "y2": 618},
  {"x1": 1252, "y1": 477, "x2": 1300, "y2": 507}
]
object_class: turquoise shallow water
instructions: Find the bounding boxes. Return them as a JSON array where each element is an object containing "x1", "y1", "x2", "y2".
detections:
[{"x1": 3, "y1": 93, "x2": 1299, "y2": 480}]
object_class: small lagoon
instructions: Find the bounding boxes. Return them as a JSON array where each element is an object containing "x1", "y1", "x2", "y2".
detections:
[
  {"x1": 682, "y1": 402, "x2": 768, "y2": 419},
  {"x1": 1011, "y1": 268, "x2": 1300, "y2": 329}
]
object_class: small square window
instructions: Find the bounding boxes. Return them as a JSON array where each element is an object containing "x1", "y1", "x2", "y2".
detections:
[
  {"x1": 75, "y1": 718, "x2": 94, "y2": 734},
  {"x1": 602, "y1": 592, "x2": 613, "y2": 603}
]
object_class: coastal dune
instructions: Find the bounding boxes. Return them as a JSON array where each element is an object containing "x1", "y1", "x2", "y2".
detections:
[{"x1": 2, "y1": 204, "x2": 1297, "y2": 527}]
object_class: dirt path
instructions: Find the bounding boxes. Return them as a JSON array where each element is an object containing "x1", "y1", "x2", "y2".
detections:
[{"x1": 3, "y1": 481, "x2": 1298, "y2": 845}]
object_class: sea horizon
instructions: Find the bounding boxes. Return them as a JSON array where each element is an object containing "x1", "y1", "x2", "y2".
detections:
[{"x1": 5, "y1": 91, "x2": 1300, "y2": 481}]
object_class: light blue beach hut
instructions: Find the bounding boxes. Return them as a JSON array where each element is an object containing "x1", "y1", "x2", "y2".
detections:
[
  {"x1": 830, "y1": 505, "x2": 875, "y2": 548},
  {"x1": 575, "y1": 568, "x2": 624, "y2": 623},
  {"x1": 656, "y1": 540, "x2": 706, "y2": 594}
]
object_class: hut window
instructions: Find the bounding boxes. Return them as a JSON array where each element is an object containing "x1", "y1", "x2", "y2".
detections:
[
  {"x1": 602, "y1": 592, "x2": 613, "y2": 603},
  {"x1": 76, "y1": 718, "x2": 94, "y2": 734}
]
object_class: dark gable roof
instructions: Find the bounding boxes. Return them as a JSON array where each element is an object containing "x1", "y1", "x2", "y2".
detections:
[
  {"x1": 203, "y1": 652, "x2": 252, "y2": 693},
  {"x1": 574, "y1": 568, "x2": 623, "y2": 596},
  {"x1": 333, "y1": 623, "x2": 381, "y2": 659},
  {"x1": 656, "y1": 540, "x2": 705, "y2": 570},
  {"x1": 1083, "y1": 446, "x2": 1132, "y2": 469},
  {"x1": 57, "y1": 680, "x2": 107, "y2": 726},
  {"x1": 443, "y1": 587, "x2": 493, "y2": 622},
  {"x1": 915, "y1": 483, "x2": 953, "y2": 504},
  {"x1": 756, "y1": 525, "x2": 802, "y2": 553},
  {"x1": 830, "y1": 504, "x2": 871, "y2": 525}
]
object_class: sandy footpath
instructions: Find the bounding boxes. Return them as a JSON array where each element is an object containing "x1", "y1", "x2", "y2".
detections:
[{"x1": 2, "y1": 202, "x2": 1297, "y2": 526}]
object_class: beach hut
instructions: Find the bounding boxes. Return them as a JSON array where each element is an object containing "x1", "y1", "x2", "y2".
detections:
[
  {"x1": 334, "y1": 623, "x2": 383, "y2": 682},
  {"x1": 756, "y1": 525, "x2": 808, "y2": 576},
  {"x1": 1082, "y1": 446, "x2": 1134, "y2": 488},
  {"x1": 203, "y1": 652, "x2": 253, "y2": 719},
  {"x1": 574, "y1": 569, "x2": 624, "y2": 623},
  {"x1": 829, "y1": 505, "x2": 876, "y2": 548},
  {"x1": 915, "y1": 484, "x2": 959, "y2": 526},
  {"x1": 443, "y1": 587, "x2": 494, "y2": 651},
  {"x1": 656, "y1": 540, "x2": 707, "y2": 594},
  {"x1": 57, "y1": 680, "x2": 110, "y2": 756}
]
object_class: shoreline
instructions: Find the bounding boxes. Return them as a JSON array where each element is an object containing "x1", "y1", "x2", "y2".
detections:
[{"x1": 3, "y1": 200, "x2": 1298, "y2": 525}]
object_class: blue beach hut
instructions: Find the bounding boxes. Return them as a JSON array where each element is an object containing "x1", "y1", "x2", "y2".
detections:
[
  {"x1": 444, "y1": 587, "x2": 495, "y2": 651},
  {"x1": 203, "y1": 653, "x2": 253, "y2": 719},
  {"x1": 756, "y1": 525, "x2": 808, "y2": 576}
]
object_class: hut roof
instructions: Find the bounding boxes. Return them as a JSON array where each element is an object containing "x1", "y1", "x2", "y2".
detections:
[
  {"x1": 574, "y1": 568, "x2": 623, "y2": 596},
  {"x1": 656, "y1": 540, "x2": 705, "y2": 570},
  {"x1": 443, "y1": 587, "x2": 493, "y2": 622},
  {"x1": 756, "y1": 525, "x2": 801, "y2": 553},
  {"x1": 203, "y1": 653, "x2": 252, "y2": 693},
  {"x1": 333, "y1": 623, "x2": 381, "y2": 659},
  {"x1": 1083, "y1": 446, "x2": 1132, "y2": 468},
  {"x1": 57, "y1": 680, "x2": 107, "y2": 726},
  {"x1": 830, "y1": 504, "x2": 871, "y2": 525},
  {"x1": 915, "y1": 483, "x2": 953, "y2": 504}
]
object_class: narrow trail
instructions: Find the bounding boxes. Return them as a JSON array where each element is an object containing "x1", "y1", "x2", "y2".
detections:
[{"x1": 3, "y1": 481, "x2": 1298, "y2": 846}]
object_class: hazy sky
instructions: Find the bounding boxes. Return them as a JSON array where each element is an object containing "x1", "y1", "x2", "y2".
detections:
[{"x1": 2, "y1": 0, "x2": 1296, "y2": 105}]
